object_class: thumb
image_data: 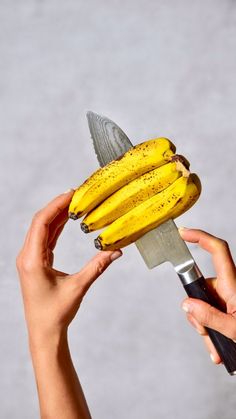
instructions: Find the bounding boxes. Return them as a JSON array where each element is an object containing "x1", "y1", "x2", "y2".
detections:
[
  {"x1": 182, "y1": 298, "x2": 236, "y2": 341},
  {"x1": 70, "y1": 250, "x2": 122, "y2": 295}
]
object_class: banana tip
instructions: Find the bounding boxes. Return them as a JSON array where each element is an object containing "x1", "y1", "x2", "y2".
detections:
[
  {"x1": 68, "y1": 212, "x2": 79, "y2": 220},
  {"x1": 81, "y1": 222, "x2": 90, "y2": 233},
  {"x1": 94, "y1": 238, "x2": 103, "y2": 250}
]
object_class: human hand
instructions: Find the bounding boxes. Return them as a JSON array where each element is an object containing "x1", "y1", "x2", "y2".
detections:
[
  {"x1": 16, "y1": 190, "x2": 122, "y2": 344},
  {"x1": 179, "y1": 228, "x2": 236, "y2": 364}
]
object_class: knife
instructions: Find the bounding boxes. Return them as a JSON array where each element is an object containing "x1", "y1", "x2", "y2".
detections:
[{"x1": 87, "y1": 110, "x2": 236, "y2": 375}]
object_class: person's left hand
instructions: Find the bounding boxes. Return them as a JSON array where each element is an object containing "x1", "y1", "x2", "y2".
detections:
[
  {"x1": 16, "y1": 190, "x2": 122, "y2": 344},
  {"x1": 180, "y1": 228, "x2": 236, "y2": 364}
]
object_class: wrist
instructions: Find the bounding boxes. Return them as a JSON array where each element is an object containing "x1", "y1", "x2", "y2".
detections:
[{"x1": 28, "y1": 327, "x2": 68, "y2": 357}]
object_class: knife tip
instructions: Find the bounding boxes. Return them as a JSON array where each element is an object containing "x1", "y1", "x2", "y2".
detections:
[{"x1": 86, "y1": 110, "x2": 98, "y2": 120}]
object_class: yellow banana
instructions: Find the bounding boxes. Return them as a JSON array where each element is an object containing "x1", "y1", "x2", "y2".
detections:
[
  {"x1": 68, "y1": 138, "x2": 175, "y2": 219},
  {"x1": 81, "y1": 157, "x2": 189, "y2": 232},
  {"x1": 94, "y1": 174, "x2": 201, "y2": 251}
]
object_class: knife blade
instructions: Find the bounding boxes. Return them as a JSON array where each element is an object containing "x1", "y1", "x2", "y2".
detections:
[{"x1": 86, "y1": 110, "x2": 236, "y2": 375}]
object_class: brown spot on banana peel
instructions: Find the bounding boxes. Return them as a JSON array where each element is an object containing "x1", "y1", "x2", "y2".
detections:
[
  {"x1": 172, "y1": 197, "x2": 183, "y2": 208},
  {"x1": 69, "y1": 139, "x2": 176, "y2": 218},
  {"x1": 94, "y1": 175, "x2": 201, "y2": 251},
  {"x1": 133, "y1": 138, "x2": 176, "y2": 154},
  {"x1": 109, "y1": 138, "x2": 175, "y2": 162}
]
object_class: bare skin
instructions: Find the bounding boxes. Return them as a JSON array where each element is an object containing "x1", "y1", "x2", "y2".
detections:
[
  {"x1": 16, "y1": 190, "x2": 236, "y2": 417},
  {"x1": 16, "y1": 190, "x2": 122, "y2": 419},
  {"x1": 179, "y1": 228, "x2": 236, "y2": 364}
]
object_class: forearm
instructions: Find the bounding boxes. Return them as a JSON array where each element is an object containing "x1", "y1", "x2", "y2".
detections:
[{"x1": 29, "y1": 331, "x2": 92, "y2": 419}]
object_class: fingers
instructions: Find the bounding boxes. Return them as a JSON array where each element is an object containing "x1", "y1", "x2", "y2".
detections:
[
  {"x1": 186, "y1": 313, "x2": 208, "y2": 336},
  {"x1": 186, "y1": 313, "x2": 222, "y2": 364},
  {"x1": 203, "y1": 335, "x2": 222, "y2": 364},
  {"x1": 48, "y1": 207, "x2": 69, "y2": 250},
  {"x1": 179, "y1": 228, "x2": 236, "y2": 298},
  {"x1": 49, "y1": 223, "x2": 67, "y2": 251},
  {"x1": 69, "y1": 250, "x2": 122, "y2": 295},
  {"x1": 182, "y1": 297, "x2": 236, "y2": 341},
  {"x1": 27, "y1": 190, "x2": 74, "y2": 262}
]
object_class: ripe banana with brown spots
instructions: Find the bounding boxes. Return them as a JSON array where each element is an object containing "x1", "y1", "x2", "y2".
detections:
[
  {"x1": 93, "y1": 174, "x2": 201, "y2": 251},
  {"x1": 80, "y1": 156, "x2": 189, "y2": 233},
  {"x1": 68, "y1": 138, "x2": 175, "y2": 219}
]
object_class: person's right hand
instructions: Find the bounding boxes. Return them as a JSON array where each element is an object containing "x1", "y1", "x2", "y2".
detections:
[
  {"x1": 16, "y1": 190, "x2": 123, "y2": 419},
  {"x1": 16, "y1": 190, "x2": 122, "y2": 345},
  {"x1": 179, "y1": 228, "x2": 236, "y2": 364}
]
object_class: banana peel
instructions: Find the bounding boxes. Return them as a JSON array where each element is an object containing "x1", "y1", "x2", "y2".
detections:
[
  {"x1": 68, "y1": 138, "x2": 175, "y2": 219},
  {"x1": 94, "y1": 174, "x2": 201, "y2": 251},
  {"x1": 68, "y1": 138, "x2": 201, "y2": 251},
  {"x1": 81, "y1": 156, "x2": 189, "y2": 232}
]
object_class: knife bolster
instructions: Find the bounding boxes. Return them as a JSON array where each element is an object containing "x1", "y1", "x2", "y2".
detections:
[{"x1": 176, "y1": 262, "x2": 202, "y2": 286}]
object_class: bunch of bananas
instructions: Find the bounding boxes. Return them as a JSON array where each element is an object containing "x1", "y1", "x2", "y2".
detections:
[{"x1": 69, "y1": 138, "x2": 201, "y2": 250}]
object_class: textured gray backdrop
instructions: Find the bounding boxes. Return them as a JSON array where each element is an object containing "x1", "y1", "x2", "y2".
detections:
[{"x1": 1, "y1": 1, "x2": 236, "y2": 418}]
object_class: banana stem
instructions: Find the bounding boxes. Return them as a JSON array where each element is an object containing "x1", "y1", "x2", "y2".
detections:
[{"x1": 171, "y1": 155, "x2": 190, "y2": 178}]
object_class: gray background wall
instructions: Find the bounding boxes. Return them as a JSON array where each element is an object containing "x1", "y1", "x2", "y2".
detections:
[{"x1": 1, "y1": 0, "x2": 236, "y2": 418}]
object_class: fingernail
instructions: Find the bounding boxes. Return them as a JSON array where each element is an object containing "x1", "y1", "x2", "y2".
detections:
[
  {"x1": 210, "y1": 353, "x2": 217, "y2": 364},
  {"x1": 63, "y1": 188, "x2": 74, "y2": 194},
  {"x1": 233, "y1": 340, "x2": 236, "y2": 344},
  {"x1": 110, "y1": 250, "x2": 122, "y2": 261},
  {"x1": 182, "y1": 303, "x2": 189, "y2": 313},
  {"x1": 182, "y1": 303, "x2": 192, "y2": 313},
  {"x1": 178, "y1": 227, "x2": 189, "y2": 232}
]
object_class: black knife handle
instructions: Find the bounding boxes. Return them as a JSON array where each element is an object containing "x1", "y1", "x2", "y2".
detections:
[{"x1": 183, "y1": 276, "x2": 236, "y2": 375}]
